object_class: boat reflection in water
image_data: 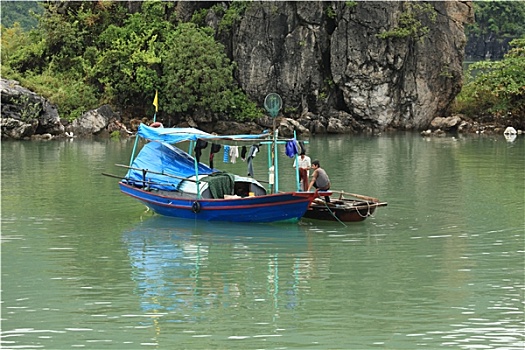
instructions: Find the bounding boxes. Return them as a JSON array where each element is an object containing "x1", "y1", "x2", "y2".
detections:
[{"x1": 122, "y1": 216, "x2": 316, "y2": 325}]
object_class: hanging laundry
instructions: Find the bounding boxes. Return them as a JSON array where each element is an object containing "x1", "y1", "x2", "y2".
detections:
[
  {"x1": 247, "y1": 144, "x2": 259, "y2": 177},
  {"x1": 209, "y1": 143, "x2": 221, "y2": 168},
  {"x1": 298, "y1": 141, "x2": 306, "y2": 155},
  {"x1": 248, "y1": 144, "x2": 259, "y2": 158},
  {"x1": 223, "y1": 145, "x2": 230, "y2": 163},
  {"x1": 285, "y1": 139, "x2": 299, "y2": 158},
  {"x1": 229, "y1": 146, "x2": 239, "y2": 164},
  {"x1": 241, "y1": 145, "x2": 247, "y2": 161},
  {"x1": 194, "y1": 139, "x2": 208, "y2": 163}
]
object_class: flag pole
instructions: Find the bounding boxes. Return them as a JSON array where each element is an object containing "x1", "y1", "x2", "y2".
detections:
[{"x1": 152, "y1": 90, "x2": 158, "y2": 122}]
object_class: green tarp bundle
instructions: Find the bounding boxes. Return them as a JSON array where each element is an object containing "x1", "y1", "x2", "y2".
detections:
[{"x1": 203, "y1": 172, "x2": 235, "y2": 199}]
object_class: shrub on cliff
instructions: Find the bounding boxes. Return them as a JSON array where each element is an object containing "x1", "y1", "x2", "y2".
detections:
[
  {"x1": 161, "y1": 23, "x2": 259, "y2": 120},
  {"x1": 1, "y1": 24, "x2": 100, "y2": 121}
]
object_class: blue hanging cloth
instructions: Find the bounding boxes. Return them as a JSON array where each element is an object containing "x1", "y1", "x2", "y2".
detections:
[
  {"x1": 223, "y1": 145, "x2": 230, "y2": 163},
  {"x1": 285, "y1": 139, "x2": 299, "y2": 158}
]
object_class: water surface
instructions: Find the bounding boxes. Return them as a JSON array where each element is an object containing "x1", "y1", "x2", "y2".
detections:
[{"x1": 1, "y1": 133, "x2": 524, "y2": 349}]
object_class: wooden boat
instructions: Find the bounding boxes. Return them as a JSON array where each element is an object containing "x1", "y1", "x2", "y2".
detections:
[
  {"x1": 303, "y1": 191, "x2": 388, "y2": 222},
  {"x1": 107, "y1": 124, "x2": 317, "y2": 223}
]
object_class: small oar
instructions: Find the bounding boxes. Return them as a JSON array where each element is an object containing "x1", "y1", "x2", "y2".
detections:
[{"x1": 101, "y1": 172, "x2": 126, "y2": 180}]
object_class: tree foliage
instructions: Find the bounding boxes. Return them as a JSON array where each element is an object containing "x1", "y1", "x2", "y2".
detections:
[
  {"x1": 0, "y1": 1, "x2": 43, "y2": 30},
  {"x1": 453, "y1": 38, "x2": 525, "y2": 122},
  {"x1": 465, "y1": 1, "x2": 525, "y2": 59},
  {"x1": 467, "y1": 2, "x2": 525, "y2": 41},
  {"x1": 161, "y1": 23, "x2": 257, "y2": 118},
  {"x1": 1, "y1": 0, "x2": 260, "y2": 121},
  {"x1": 87, "y1": 7, "x2": 170, "y2": 109},
  {"x1": 1, "y1": 23, "x2": 99, "y2": 121},
  {"x1": 377, "y1": 2, "x2": 436, "y2": 41}
]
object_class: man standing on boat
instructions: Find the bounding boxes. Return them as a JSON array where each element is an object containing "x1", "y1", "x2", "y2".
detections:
[
  {"x1": 293, "y1": 150, "x2": 311, "y2": 191},
  {"x1": 307, "y1": 160, "x2": 331, "y2": 202}
]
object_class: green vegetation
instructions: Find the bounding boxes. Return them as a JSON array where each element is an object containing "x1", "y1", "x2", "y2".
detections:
[
  {"x1": 161, "y1": 23, "x2": 258, "y2": 119},
  {"x1": 453, "y1": 38, "x2": 525, "y2": 121},
  {"x1": 439, "y1": 65, "x2": 454, "y2": 79},
  {"x1": 216, "y1": 2, "x2": 250, "y2": 33},
  {"x1": 284, "y1": 106, "x2": 298, "y2": 114},
  {"x1": 15, "y1": 94, "x2": 40, "y2": 122},
  {"x1": 1, "y1": 0, "x2": 260, "y2": 122},
  {"x1": 377, "y1": 2, "x2": 436, "y2": 41},
  {"x1": 466, "y1": 1, "x2": 525, "y2": 57},
  {"x1": 0, "y1": 1, "x2": 43, "y2": 30},
  {"x1": 325, "y1": 5, "x2": 336, "y2": 19},
  {"x1": 110, "y1": 130, "x2": 121, "y2": 140}
]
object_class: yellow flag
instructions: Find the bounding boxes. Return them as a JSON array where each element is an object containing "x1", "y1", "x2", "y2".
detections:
[{"x1": 152, "y1": 90, "x2": 158, "y2": 112}]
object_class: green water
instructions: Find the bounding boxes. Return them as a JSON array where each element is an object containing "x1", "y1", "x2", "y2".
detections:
[{"x1": 1, "y1": 133, "x2": 524, "y2": 349}]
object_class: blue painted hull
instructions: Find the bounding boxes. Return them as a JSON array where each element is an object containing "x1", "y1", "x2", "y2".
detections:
[{"x1": 119, "y1": 182, "x2": 317, "y2": 223}]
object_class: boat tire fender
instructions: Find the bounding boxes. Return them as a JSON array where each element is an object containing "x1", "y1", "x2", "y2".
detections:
[
  {"x1": 150, "y1": 122, "x2": 163, "y2": 128},
  {"x1": 192, "y1": 201, "x2": 201, "y2": 213}
]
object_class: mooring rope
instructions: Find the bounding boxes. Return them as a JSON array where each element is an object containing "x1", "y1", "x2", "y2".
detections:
[
  {"x1": 321, "y1": 200, "x2": 347, "y2": 227},
  {"x1": 355, "y1": 201, "x2": 373, "y2": 218}
]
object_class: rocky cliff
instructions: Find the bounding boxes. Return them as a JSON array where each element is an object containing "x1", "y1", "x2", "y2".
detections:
[
  {"x1": 1, "y1": 79, "x2": 64, "y2": 139},
  {"x1": 211, "y1": 1, "x2": 474, "y2": 133}
]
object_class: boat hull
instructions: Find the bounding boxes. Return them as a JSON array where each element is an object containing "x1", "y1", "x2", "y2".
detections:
[
  {"x1": 303, "y1": 205, "x2": 375, "y2": 222},
  {"x1": 119, "y1": 182, "x2": 316, "y2": 223},
  {"x1": 303, "y1": 199, "x2": 387, "y2": 222}
]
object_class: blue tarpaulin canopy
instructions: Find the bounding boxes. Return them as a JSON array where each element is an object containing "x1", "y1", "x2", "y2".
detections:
[
  {"x1": 125, "y1": 142, "x2": 216, "y2": 190},
  {"x1": 124, "y1": 124, "x2": 271, "y2": 191},
  {"x1": 137, "y1": 124, "x2": 270, "y2": 144}
]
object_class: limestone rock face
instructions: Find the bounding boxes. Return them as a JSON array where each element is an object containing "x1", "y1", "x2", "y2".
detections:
[
  {"x1": 226, "y1": 1, "x2": 473, "y2": 132},
  {"x1": 1, "y1": 78, "x2": 123, "y2": 139},
  {"x1": 69, "y1": 105, "x2": 115, "y2": 136},
  {"x1": 1, "y1": 79, "x2": 63, "y2": 139}
]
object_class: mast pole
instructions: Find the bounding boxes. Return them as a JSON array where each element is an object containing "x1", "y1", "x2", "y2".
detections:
[
  {"x1": 274, "y1": 128, "x2": 279, "y2": 193},
  {"x1": 129, "y1": 135, "x2": 140, "y2": 167},
  {"x1": 192, "y1": 141, "x2": 201, "y2": 199},
  {"x1": 293, "y1": 130, "x2": 301, "y2": 191}
]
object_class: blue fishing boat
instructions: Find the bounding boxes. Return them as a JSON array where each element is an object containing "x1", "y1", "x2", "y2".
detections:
[{"x1": 111, "y1": 124, "x2": 317, "y2": 223}]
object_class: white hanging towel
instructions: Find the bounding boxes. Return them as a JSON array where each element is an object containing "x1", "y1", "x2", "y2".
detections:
[{"x1": 229, "y1": 146, "x2": 239, "y2": 163}]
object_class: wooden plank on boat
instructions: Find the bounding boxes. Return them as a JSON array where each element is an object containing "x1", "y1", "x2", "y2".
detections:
[{"x1": 331, "y1": 190, "x2": 380, "y2": 202}]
